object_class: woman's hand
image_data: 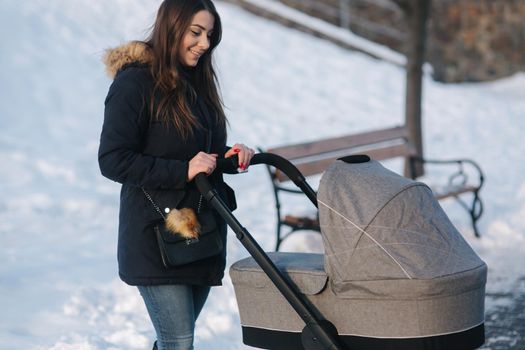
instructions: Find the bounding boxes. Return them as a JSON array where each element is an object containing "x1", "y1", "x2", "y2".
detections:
[
  {"x1": 187, "y1": 152, "x2": 218, "y2": 181},
  {"x1": 225, "y1": 143, "x2": 255, "y2": 171}
]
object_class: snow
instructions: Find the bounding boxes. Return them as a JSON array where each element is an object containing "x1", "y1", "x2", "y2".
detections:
[{"x1": 1, "y1": 0, "x2": 524, "y2": 349}]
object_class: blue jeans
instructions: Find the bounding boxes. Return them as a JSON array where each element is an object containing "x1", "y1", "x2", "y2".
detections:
[{"x1": 137, "y1": 284, "x2": 211, "y2": 350}]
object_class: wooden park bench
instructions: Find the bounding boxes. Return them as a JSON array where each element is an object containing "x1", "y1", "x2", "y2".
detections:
[{"x1": 259, "y1": 125, "x2": 484, "y2": 251}]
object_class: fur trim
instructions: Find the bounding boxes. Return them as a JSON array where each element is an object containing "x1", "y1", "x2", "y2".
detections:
[
  {"x1": 165, "y1": 208, "x2": 201, "y2": 239},
  {"x1": 102, "y1": 41, "x2": 154, "y2": 79}
]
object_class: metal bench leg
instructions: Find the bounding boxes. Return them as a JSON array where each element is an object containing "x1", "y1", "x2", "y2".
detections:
[
  {"x1": 470, "y1": 190, "x2": 483, "y2": 238},
  {"x1": 455, "y1": 190, "x2": 483, "y2": 238},
  {"x1": 275, "y1": 220, "x2": 283, "y2": 251}
]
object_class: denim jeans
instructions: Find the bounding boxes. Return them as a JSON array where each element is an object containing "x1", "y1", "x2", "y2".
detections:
[{"x1": 137, "y1": 284, "x2": 211, "y2": 350}]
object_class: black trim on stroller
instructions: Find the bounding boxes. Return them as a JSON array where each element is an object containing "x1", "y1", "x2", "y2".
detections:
[{"x1": 242, "y1": 324, "x2": 485, "y2": 350}]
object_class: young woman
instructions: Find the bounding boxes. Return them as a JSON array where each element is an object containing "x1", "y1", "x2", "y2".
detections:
[{"x1": 98, "y1": 1, "x2": 254, "y2": 349}]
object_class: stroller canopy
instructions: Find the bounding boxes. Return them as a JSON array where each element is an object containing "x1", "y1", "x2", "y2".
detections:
[{"x1": 317, "y1": 158, "x2": 486, "y2": 299}]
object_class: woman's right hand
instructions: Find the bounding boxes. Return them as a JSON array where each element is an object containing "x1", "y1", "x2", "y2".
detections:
[{"x1": 187, "y1": 152, "x2": 218, "y2": 182}]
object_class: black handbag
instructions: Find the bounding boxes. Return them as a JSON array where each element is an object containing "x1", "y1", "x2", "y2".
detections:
[
  {"x1": 142, "y1": 176, "x2": 223, "y2": 268},
  {"x1": 151, "y1": 208, "x2": 223, "y2": 267}
]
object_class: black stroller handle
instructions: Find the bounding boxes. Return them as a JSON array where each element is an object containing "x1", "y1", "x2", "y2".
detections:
[
  {"x1": 195, "y1": 153, "x2": 344, "y2": 350},
  {"x1": 216, "y1": 153, "x2": 318, "y2": 207}
]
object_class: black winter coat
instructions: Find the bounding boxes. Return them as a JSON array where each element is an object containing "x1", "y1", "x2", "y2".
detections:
[{"x1": 98, "y1": 43, "x2": 235, "y2": 286}]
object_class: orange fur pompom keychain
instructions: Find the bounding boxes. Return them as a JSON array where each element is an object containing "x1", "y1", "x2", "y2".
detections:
[{"x1": 165, "y1": 208, "x2": 201, "y2": 239}]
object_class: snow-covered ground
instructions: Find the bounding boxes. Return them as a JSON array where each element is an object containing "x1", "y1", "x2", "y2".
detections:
[{"x1": 1, "y1": 0, "x2": 524, "y2": 349}]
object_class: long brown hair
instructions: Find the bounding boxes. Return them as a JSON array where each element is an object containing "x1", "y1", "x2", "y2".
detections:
[{"x1": 145, "y1": 0, "x2": 226, "y2": 139}]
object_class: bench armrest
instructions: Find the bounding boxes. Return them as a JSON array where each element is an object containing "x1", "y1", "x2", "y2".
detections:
[{"x1": 410, "y1": 156, "x2": 484, "y2": 191}]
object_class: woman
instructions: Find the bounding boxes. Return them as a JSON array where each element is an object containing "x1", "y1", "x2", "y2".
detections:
[{"x1": 98, "y1": 1, "x2": 254, "y2": 349}]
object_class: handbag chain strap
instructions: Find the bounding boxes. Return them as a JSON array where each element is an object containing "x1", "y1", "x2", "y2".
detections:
[{"x1": 142, "y1": 187, "x2": 167, "y2": 219}]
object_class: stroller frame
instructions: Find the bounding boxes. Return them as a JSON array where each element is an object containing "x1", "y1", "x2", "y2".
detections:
[{"x1": 197, "y1": 153, "x2": 484, "y2": 350}]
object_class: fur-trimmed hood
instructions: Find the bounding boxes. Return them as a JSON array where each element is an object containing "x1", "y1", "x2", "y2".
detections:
[{"x1": 102, "y1": 41, "x2": 153, "y2": 79}]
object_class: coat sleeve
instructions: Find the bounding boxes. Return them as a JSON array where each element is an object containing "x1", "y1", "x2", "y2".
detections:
[{"x1": 98, "y1": 70, "x2": 189, "y2": 190}]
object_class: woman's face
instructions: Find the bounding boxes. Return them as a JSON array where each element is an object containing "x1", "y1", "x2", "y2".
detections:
[{"x1": 178, "y1": 10, "x2": 215, "y2": 67}]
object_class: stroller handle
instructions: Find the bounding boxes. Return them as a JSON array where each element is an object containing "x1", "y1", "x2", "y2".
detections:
[{"x1": 215, "y1": 152, "x2": 318, "y2": 207}]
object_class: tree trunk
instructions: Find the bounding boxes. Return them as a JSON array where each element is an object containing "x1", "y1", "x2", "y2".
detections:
[{"x1": 404, "y1": 0, "x2": 430, "y2": 178}]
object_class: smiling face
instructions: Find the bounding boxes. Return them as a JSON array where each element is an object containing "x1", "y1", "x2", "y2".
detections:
[{"x1": 178, "y1": 10, "x2": 215, "y2": 67}]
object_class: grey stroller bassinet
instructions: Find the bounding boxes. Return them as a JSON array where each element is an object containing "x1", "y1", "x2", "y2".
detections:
[{"x1": 230, "y1": 156, "x2": 486, "y2": 349}]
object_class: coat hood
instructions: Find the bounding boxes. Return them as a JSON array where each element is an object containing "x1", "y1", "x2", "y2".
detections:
[{"x1": 102, "y1": 41, "x2": 153, "y2": 79}]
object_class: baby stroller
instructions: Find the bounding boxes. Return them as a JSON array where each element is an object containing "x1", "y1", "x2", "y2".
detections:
[{"x1": 197, "y1": 153, "x2": 486, "y2": 350}]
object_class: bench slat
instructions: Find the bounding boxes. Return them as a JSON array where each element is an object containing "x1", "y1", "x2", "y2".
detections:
[
  {"x1": 283, "y1": 215, "x2": 320, "y2": 229},
  {"x1": 268, "y1": 125, "x2": 410, "y2": 160},
  {"x1": 274, "y1": 142, "x2": 417, "y2": 182}
]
